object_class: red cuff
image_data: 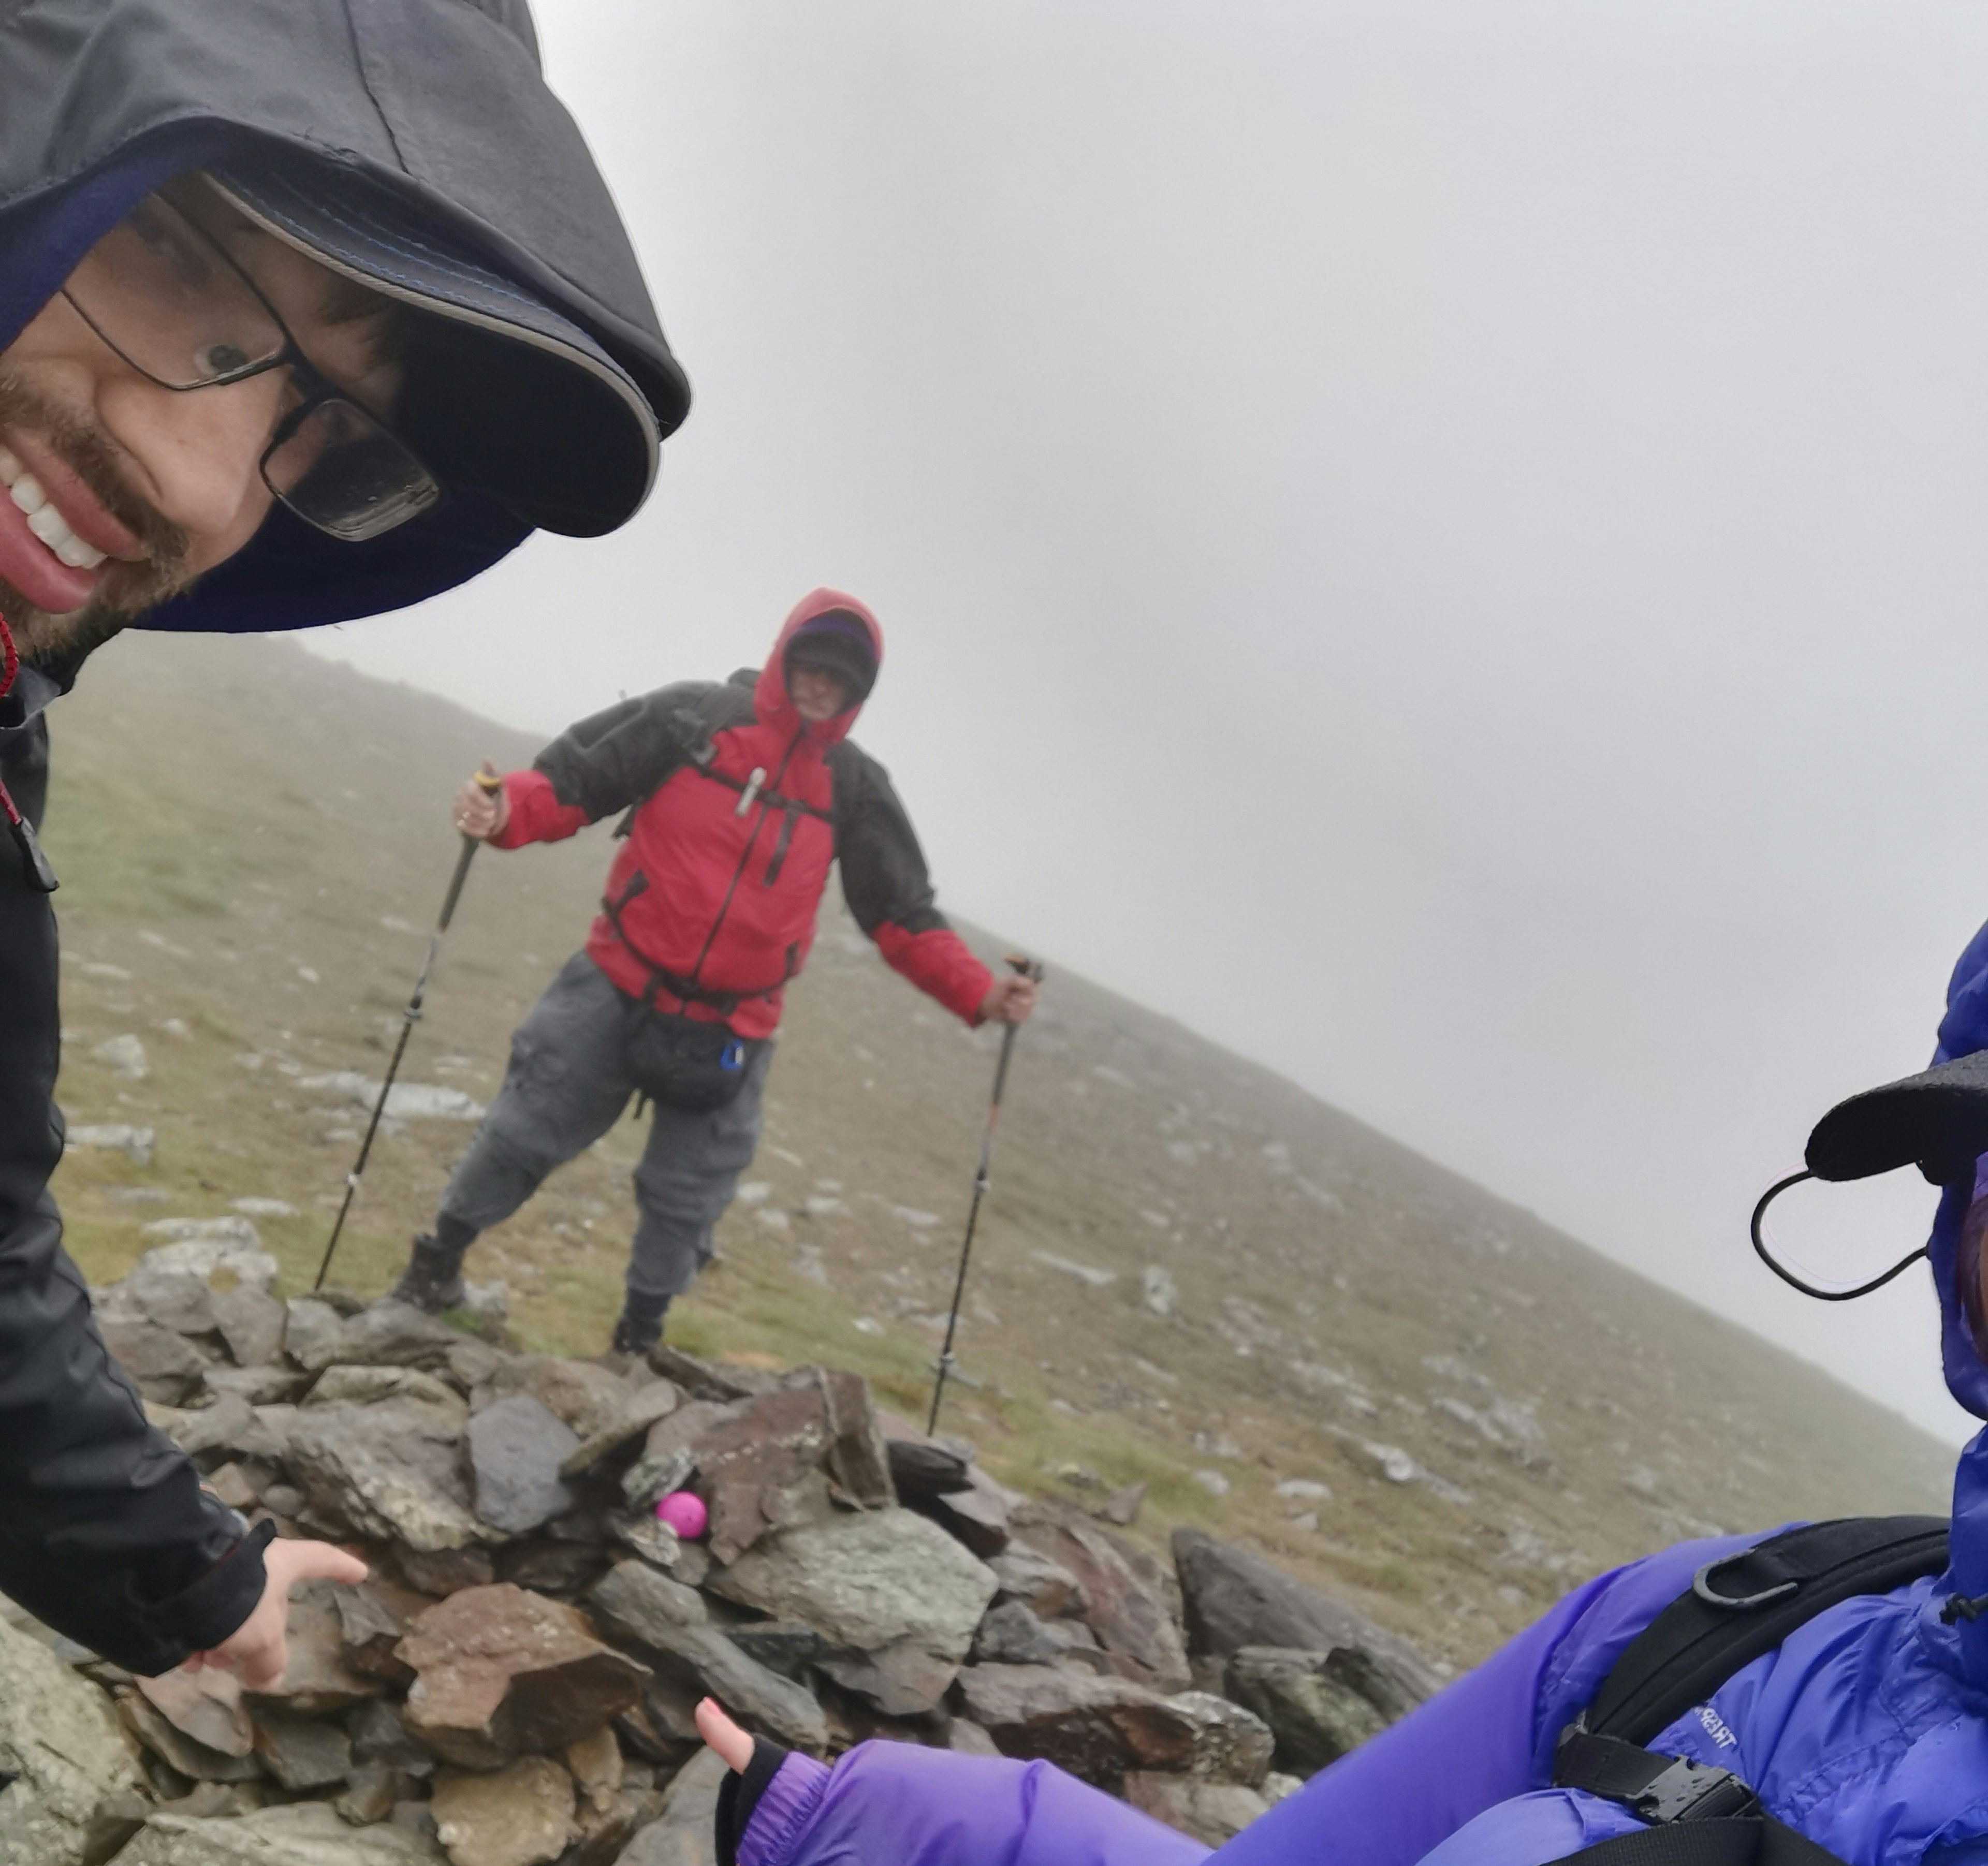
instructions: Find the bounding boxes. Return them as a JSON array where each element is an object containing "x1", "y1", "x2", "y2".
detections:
[
  {"x1": 491, "y1": 769, "x2": 590, "y2": 848},
  {"x1": 872, "y1": 923, "x2": 993, "y2": 1025}
]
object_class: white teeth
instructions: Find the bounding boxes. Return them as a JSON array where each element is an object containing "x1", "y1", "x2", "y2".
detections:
[
  {"x1": 1, "y1": 460, "x2": 108, "y2": 569},
  {"x1": 14, "y1": 479, "x2": 106, "y2": 568}
]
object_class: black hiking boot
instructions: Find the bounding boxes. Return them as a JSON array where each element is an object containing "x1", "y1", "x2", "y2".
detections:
[
  {"x1": 608, "y1": 1296, "x2": 670, "y2": 1362},
  {"x1": 389, "y1": 1235, "x2": 467, "y2": 1314}
]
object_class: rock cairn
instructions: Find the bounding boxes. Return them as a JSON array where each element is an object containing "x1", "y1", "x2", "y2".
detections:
[{"x1": 1, "y1": 1240, "x2": 1434, "y2": 1864}]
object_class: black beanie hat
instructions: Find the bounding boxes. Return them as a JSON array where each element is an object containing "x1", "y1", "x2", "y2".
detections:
[{"x1": 784, "y1": 611, "x2": 878, "y2": 704}]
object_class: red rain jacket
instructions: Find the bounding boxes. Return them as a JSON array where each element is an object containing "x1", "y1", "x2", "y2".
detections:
[{"x1": 491, "y1": 591, "x2": 991, "y2": 1038}]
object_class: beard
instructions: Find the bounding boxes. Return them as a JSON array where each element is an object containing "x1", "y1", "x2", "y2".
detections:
[{"x1": 0, "y1": 372, "x2": 196, "y2": 665}]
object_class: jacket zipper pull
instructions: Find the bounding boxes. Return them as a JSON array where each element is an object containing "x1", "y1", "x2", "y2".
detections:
[
  {"x1": 0, "y1": 777, "x2": 56, "y2": 893},
  {"x1": 735, "y1": 767, "x2": 766, "y2": 818}
]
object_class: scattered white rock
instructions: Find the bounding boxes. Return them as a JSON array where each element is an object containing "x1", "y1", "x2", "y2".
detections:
[
  {"x1": 379, "y1": 914, "x2": 415, "y2": 933},
  {"x1": 814, "y1": 1178, "x2": 843, "y2": 1192},
  {"x1": 461, "y1": 1280, "x2": 509, "y2": 1322},
  {"x1": 1092, "y1": 1065, "x2": 1135, "y2": 1089},
  {"x1": 852, "y1": 1317, "x2": 884, "y2": 1336},
  {"x1": 133, "y1": 1226, "x2": 278, "y2": 1292},
  {"x1": 81, "y1": 961, "x2": 133, "y2": 981},
  {"x1": 92, "y1": 1033, "x2": 149, "y2": 1079},
  {"x1": 299, "y1": 1072, "x2": 484, "y2": 1120},
  {"x1": 736, "y1": 1182, "x2": 772, "y2": 1205},
  {"x1": 1274, "y1": 1479, "x2": 1332, "y2": 1501},
  {"x1": 296, "y1": 965, "x2": 321, "y2": 985},
  {"x1": 891, "y1": 1206, "x2": 940, "y2": 1230},
  {"x1": 1031, "y1": 1251, "x2": 1116, "y2": 1288},
  {"x1": 1193, "y1": 1432, "x2": 1242, "y2": 1460},
  {"x1": 1141, "y1": 1265, "x2": 1178, "y2": 1317},
  {"x1": 1192, "y1": 1469, "x2": 1232, "y2": 1496},
  {"x1": 66, "y1": 1123, "x2": 155, "y2": 1165},
  {"x1": 755, "y1": 1209, "x2": 792, "y2": 1235},
  {"x1": 137, "y1": 929, "x2": 192, "y2": 958},
  {"x1": 802, "y1": 1195, "x2": 848, "y2": 1218},
  {"x1": 767, "y1": 1145, "x2": 806, "y2": 1169},
  {"x1": 795, "y1": 1246, "x2": 830, "y2": 1288},
  {"x1": 1364, "y1": 1443, "x2": 1421, "y2": 1485},
  {"x1": 229, "y1": 1197, "x2": 298, "y2": 1219}
]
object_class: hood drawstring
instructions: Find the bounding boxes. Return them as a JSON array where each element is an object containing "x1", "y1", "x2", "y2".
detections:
[{"x1": 0, "y1": 609, "x2": 57, "y2": 892}]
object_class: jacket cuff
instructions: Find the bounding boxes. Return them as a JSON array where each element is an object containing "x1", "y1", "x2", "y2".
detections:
[
  {"x1": 719, "y1": 1745, "x2": 827, "y2": 1866},
  {"x1": 491, "y1": 769, "x2": 591, "y2": 848},
  {"x1": 139, "y1": 1516, "x2": 273, "y2": 1671},
  {"x1": 873, "y1": 923, "x2": 993, "y2": 1026}
]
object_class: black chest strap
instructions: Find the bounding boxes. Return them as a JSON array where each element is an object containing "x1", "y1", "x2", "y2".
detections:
[{"x1": 1543, "y1": 1515, "x2": 1951, "y2": 1866}]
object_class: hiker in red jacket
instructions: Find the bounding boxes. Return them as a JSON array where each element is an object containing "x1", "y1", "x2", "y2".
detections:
[{"x1": 388, "y1": 590, "x2": 1037, "y2": 1353}]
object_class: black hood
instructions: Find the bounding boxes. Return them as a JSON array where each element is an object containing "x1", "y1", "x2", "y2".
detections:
[{"x1": 0, "y1": 0, "x2": 691, "y2": 631}]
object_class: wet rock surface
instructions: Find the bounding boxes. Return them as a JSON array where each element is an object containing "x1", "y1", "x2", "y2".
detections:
[
  {"x1": 0, "y1": 1613, "x2": 143, "y2": 1866},
  {"x1": 466, "y1": 1396, "x2": 580, "y2": 1534},
  {"x1": 398, "y1": 1584, "x2": 649, "y2": 1770},
  {"x1": 1013, "y1": 1501, "x2": 1191, "y2": 1692},
  {"x1": 45, "y1": 1245, "x2": 1432, "y2": 1858},
  {"x1": 1222, "y1": 1645, "x2": 1393, "y2": 1774},
  {"x1": 1173, "y1": 1527, "x2": 1437, "y2": 1714}
]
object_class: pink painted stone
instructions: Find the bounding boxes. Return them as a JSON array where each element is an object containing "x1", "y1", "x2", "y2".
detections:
[{"x1": 655, "y1": 1491, "x2": 707, "y2": 1539}]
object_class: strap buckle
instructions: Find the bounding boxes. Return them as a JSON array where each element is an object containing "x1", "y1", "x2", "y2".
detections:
[{"x1": 1633, "y1": 1756, "x2": 1760, "y2": 1824}]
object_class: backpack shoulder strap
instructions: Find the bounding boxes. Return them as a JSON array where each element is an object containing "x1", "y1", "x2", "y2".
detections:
[
  {"x1": 1583, "y1": 1515, "x2": 1949, "y2": 1745},
  {"x1": 1540, "y1": 1518, "x2": 1948, "y2": 1866}
]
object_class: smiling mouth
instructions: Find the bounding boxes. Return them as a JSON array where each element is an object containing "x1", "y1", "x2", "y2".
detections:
[{"x1": 0, "y1": 444, "x2": 108, "y2": 570}]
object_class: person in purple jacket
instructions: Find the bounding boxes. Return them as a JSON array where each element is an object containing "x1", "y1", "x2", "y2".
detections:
[{"x1": 686, "y1": 914, "x2": 1988, "y2": 1866}]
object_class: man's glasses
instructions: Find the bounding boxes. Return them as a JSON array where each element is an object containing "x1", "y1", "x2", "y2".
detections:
[{"x1": 59, "y1": 186, "x2": 440, "y2": 543}]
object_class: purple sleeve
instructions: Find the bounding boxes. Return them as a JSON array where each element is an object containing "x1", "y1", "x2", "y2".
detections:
[
  {"x1": 741, "y1": 1744, "x2": 1210, "y2": 1866},
  {"x1": 1204, "y1": 1529, "x2": 1766, "y2": 1866},
  {"x1": 736, "y1": 1530, "x2": 1766, "y2": 1866}
]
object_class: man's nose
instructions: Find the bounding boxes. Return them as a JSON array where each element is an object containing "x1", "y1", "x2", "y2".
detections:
[{"x1": 95, "y1": 371, "x2": 288, "y2": 539}]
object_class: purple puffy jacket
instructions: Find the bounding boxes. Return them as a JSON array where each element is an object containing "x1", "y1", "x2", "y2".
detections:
[{"x1": 725, "y1": 914, "x2": 1988, "y2": 1866}]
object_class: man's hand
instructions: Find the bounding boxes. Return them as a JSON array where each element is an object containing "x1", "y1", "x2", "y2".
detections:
[
  {"x1": 980, "y1": 972, "x2": 1039, "y2": 1024},
  {"x1": 696, "y1": 1695, "x2": 755, "y2": 1771},
  {"x1": 452, "y1": 760, "x2": 509, "y2": 841},
  {"x1": 178, "y1": 1538, "x2": 368, "y2": 1691}
]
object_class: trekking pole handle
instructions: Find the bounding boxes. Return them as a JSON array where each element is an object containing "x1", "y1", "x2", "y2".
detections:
[{"x1": 437, "y1": 769, "x2": 504, "y2": 931}]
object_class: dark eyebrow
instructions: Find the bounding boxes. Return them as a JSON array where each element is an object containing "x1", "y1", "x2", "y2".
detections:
[{"x1": 317, "y1": 273, "x2": 409, "y2": 368}]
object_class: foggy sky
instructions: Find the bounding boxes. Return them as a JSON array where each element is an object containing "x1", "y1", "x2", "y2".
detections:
[{"x1": 305, "y1": 0, "x2": 1988, "y2": 1444}]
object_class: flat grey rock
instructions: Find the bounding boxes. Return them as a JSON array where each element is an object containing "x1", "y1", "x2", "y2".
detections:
[
  {"x1": 589, "y1": 1563, "x2": 826, "y2": 1751},
  {"x1": 469, "y1": 1395, "x2": 581, "y2": 1534},
  {"x1": 1172, "y1": 1529, "x2": 1436, "y2": 1714},
  {"x1": 0, "y1": 1615, "x2": 143, "y2": 1866},
  {"x1": 113, "y1": 1801, "x2": 446, "y2": 1863},
  {"x1": 613, "y1": 1747, "x2": 726, "y2": 1866},
  {"x1": 705, "y1": 1507, "x2": 997, "y2": 1665},
  {"x1": 285, "y1": 1401, "x2": 492, "y2": 1553}
]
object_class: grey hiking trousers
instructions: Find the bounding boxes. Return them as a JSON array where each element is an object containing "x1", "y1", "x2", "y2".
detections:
[{"x1": 438, "y1": 952, "x2": 771, "y2": 1304}]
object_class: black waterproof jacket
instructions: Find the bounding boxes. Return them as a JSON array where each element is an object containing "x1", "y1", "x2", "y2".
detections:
[{"x1": 0, "y1": 0, "x2": 682, "y2": 1671}]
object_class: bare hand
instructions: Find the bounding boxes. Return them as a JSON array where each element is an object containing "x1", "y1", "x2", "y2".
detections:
[
  {"x1": 980, "y1": 972, "x2": 1039, "y2": 1024},
  {"x1": 177, "y1": 1538, "x2": 368, "y2": 1691},
  {"x1": 452, "y1": 760, "x2": 508, "y2": 841},
  {"x1": 696, "y1": 1695, "x2": 755, "y2": 1772}
]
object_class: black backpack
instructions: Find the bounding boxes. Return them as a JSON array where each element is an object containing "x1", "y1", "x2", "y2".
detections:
[{"x1": 1548, "y1": 1516, "x2": 1950, "y2": 1866}]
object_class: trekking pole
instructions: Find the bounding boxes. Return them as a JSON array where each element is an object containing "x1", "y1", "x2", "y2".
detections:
[
  {"x1": 928, "y1": 953, "x2": 1045, "y2": 1433},
  {"x1": 313, "y1": 770, "x2": 503, "y2": 1291}
]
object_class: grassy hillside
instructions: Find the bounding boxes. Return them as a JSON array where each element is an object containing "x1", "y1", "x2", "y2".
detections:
[{"x1": 39, "y1": 629, "x2": 1952, "y2": 1675}]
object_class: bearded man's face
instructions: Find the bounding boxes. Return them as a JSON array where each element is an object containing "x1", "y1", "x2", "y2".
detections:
[{"x1": 0, "y1": 182, "x2": 403, "y2": 662}]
